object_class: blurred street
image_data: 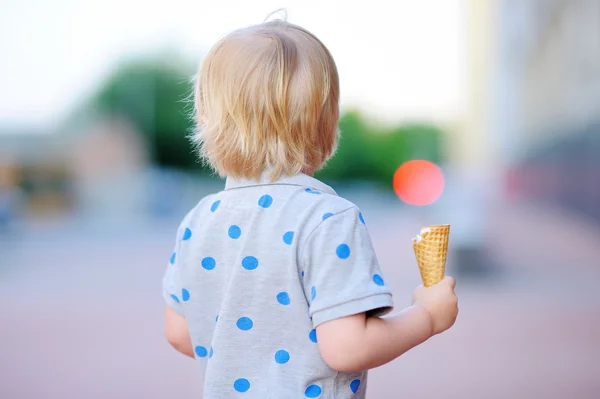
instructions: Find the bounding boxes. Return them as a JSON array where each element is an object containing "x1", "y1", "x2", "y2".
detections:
[{"x1": 1, "y1": 190, "x2": 599, "y2": 399}]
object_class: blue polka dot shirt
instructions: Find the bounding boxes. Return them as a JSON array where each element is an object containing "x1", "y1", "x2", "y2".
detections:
[{"x1": 162, "y1": 173, "x2": 393, "y2": 398}]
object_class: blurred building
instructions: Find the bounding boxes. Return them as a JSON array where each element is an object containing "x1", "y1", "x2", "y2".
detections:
[
  {"x1": 454, "y1": 0, "x2": 599, "y2": 170},
  {"x1": 68, "y1": 117, "x2": 150, "y2": 220},
  {"x1": 432, "y1": 0, "x2": 600, "y2": 277},
  {"x1": 517, "y1": 0, "x2": 599, "y2": 146},
  {"x1": 0, "y1": 129, "x2": 73, "y2": 220},
  {"x1": 0, "y1": 117, "x2": 149, "y2": 222},
  {"x1": 495, "y1": 0, "x2": 600, "y2": 221},
  {"x1": 448, "y1": 0, "x2": 497, "y2": 176},
  {"x1": 495, "y1": 0, "x2": 600, "y2": 149}
]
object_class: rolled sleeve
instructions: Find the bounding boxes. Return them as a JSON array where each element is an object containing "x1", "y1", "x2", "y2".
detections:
[
  {"x1": 301, "y1": 207, "x2": 394, "y2": 327},
  {"x1": 161, "y1": 223, "x2": 187, "y2": 315},
  {"x1": 163, "y1": 263, "x2": 185, "y2": 315}
]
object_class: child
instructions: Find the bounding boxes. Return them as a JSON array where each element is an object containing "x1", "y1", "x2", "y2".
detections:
[{"x1": 162, "y1": 17, "x2": 458, "y2": 399}]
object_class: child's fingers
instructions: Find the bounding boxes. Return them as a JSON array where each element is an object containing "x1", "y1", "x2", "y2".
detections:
[{"x1": 444, "y1": 276, "x2": 456, "y2": 289}]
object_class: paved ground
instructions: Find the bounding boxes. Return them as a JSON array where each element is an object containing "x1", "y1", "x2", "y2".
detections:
[{"x1": 1, "y1": 198, "x2": 599, "y2": 398}]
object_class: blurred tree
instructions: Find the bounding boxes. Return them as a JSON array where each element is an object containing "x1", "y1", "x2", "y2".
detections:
[
  {"x1": 372, "y1": 122, "x2": 444, "y2": 183},
  {"x1": 87, "y1": 58, "x2": 446, "y2": 186},
  {"x1": 317, "y1": 111, "x2": 445, "y2": 187},
  {"x1": 318, "y1": 111, "x2": 373, "y2": 181},
  {"x1": 87, "y1": 57, "x2": 206, "y2": 171}
]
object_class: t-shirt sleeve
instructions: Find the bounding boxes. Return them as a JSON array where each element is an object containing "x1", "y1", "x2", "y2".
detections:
[
  {"x1": 300, "y1": 206, "x2": 394, "y2": 327},
  {"x1": 162, "y1": 220, "x2": 188, "y2": 316}
]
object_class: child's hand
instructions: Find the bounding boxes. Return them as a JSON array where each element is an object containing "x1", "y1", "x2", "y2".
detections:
[
  {"x1": 317, "y1": 276, "x2": 458, "y2": 372},
  {"x1": 412, "y1": 276, "x2": 458, "y2": 336}
]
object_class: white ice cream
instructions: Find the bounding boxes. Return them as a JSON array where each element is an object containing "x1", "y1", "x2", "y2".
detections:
[{"x1": 413, "y1": 227, "x2": 431, "y2": 243}]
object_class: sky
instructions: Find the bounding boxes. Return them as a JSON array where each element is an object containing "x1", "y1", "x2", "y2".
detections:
[{"x1": 0, "y1": 0, "x2": 467, "y2": 131}]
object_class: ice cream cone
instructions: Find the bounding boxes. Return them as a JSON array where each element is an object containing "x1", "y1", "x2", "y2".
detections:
[{"x1": 412, "y1": 225, "x2": 450, "y2": 287}]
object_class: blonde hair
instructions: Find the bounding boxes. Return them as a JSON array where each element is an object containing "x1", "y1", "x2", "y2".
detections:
[{"x1": 193, "y1": 17, "x2": 340, "y2": 181}]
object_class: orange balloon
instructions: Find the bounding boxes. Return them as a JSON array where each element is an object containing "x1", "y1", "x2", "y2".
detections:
[{"x1": 393, "y1": 160, "x2": 445, "y2": 206}]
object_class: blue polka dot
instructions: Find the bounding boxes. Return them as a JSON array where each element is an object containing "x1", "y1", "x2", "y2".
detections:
[
  {"x1": 309, "y1": 329, "x2": 317, "y2": 343},
  {"x1": 242, "y1": 256, "x2": 259, "y2": 270},
  {"x1": 234, "y1": 378, "x2": 250, "y2": 393},
  {"x1": 336, "y1": 244, "x2": 351, "y2": 259},
  {"x1": 169, "y1": 252, "x2": 176, "y2": 265},
  {"x1": 211, "y1": 200, "x2": 220, "y2": 212},
  {"x1": 215, "y1": 315, "x2": 219, "y2": 322},
  {"x1": 359, "y1": 212, "x2": 365, "y2": 225},
  {"x1": 201, "y1": 257, "x2": 216, "y2": 270},
  {"x1": 170, "y1": 294, "x2": 180, "y2": 303},
  {"x1": 274, "y1": 349, "x2": 290, "y2": 364},
  {"x1": 209, "y1": 346, "x2": 214, "y2": 358},
  {"x1": 181, "y1": 288, "x2": 190, "y2": 301},
  {"x1": 258, "y1": 195, "x2": 273, "y2": 208},
  {"x1": 277, "y1": 292, "x2": 290, "y2": 305},
  {"x1": 305, "y1": 385, "x2": 322, "y2": 397},
  {"x1": 373, "y1": 274, "x2": 385, "y2": 286},
  {"x1": 311, "y1": 286, "x2": 317, "y2": 301},
  {"x1": 305, "y1": 188, "x2": 321, "y2": 194},
  {"x1": 228, "y1": 225, "x2": 241, "y2": 239},
  {"x1": 283, "y1": 231, "x2": 294, "y2": 245},
  {"x1": 322, "y1": 212, "x2": 333, "y2": 220},
  {"x1": 237, "y1": 317, "x2": 254, "y2": 331},
  {"x1": 182, "y1": 227, "x2": 192, "y2": 240},
  {"x1": 195, "y1": 346, "x2": 207, "y2": 357},
  {"x1": 301, "y1": 271, "x2": 305, "y2": 278},
  {"x1": 350, "y1": 379, "x2": 361, "y2": 393}
]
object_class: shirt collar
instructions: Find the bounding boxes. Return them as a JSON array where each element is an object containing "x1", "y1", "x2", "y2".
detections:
[{"x1": 225, "y1": 171, "x2": 337, "y2": 196}]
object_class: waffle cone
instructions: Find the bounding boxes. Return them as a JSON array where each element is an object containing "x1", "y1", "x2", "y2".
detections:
[{"x1": 412, "y1": 225, "x2": 450, "y2": 287}]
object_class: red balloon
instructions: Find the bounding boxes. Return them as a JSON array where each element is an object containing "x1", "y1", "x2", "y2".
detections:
[{"x1": 393, "y1": 160, "x2": 445, "y2": 206}]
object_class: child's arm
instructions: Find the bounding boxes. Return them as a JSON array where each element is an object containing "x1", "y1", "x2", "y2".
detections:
[
  {"x1": 162, "y1": 209, "x2": 200, "y2": 359},
  {"x1": 316, "y1": 277, "x2": 458, "y2": 373},
  {"x1": 164, "y1": 306, "x2": 194, "y2": 358},
  {"x1": 301, "y1": 206, "x2": 458, "y2": 373},
  {"x1": 316, "y1": 306, "x2": 431, "y2": 373}
]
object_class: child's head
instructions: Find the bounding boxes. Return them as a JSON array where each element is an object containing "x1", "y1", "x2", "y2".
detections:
[{"x1": 193, "y1": 18, "x2": 340, "y2": 180}]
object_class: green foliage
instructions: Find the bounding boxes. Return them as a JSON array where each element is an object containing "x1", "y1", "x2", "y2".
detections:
[
  {"x1": 88, "y1": 58, "x2": 206, "y2": 171},
  {"x1": 316, "y1": 111, "x2": 445, "y2": 186},
  {"x1": 86, "y1": 59, "x2": 445, "y2": 185}
]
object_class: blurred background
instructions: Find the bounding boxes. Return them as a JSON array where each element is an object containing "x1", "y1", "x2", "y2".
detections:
[{"x1": 1, "y1": 0, "x2": 599, "y2": 398}]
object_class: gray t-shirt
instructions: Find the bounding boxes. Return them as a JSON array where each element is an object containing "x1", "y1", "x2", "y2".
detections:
[{"x1": 163, "y1": 173, "x2": 394, "y2": 398}]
